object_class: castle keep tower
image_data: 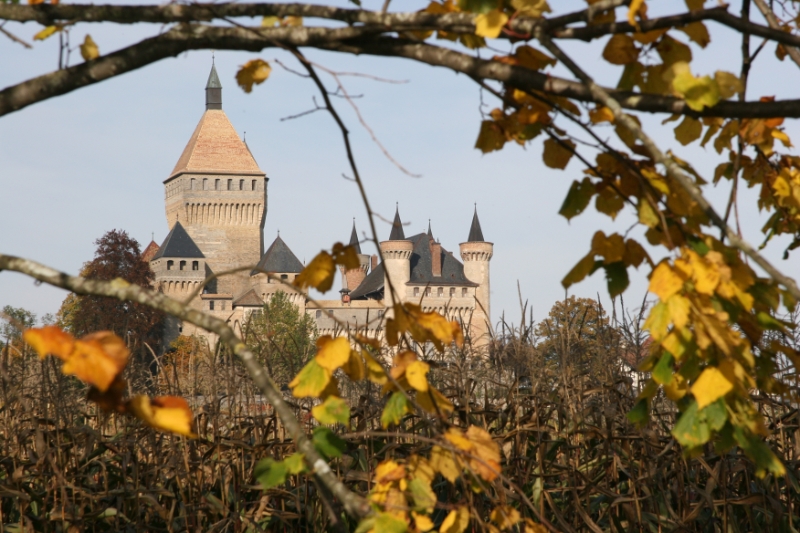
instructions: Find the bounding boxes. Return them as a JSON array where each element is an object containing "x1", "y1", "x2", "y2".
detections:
[
  {"x1": 460, "y1": 208, "x2": 492, "y2": 342},
  {"x1": 380, "y1": 207, "x2": 414, "y2": 308},
  {"x1": 162, "y1": 63, "x2": 267, "y2": 296}
]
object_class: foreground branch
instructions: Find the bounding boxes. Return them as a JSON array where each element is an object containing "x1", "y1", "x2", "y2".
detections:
[{"x1": 0, "y1": 253, "x2": 372, "y2": 519}]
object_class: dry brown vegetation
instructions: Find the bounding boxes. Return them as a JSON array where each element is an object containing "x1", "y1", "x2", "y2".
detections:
[{"x1": 1, "y1": 300, "x2": 798, "y2": 533}]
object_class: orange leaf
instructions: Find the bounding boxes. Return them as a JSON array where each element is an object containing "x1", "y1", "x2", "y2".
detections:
[
  {"x1": 24, "y1": 326, "x2": 74, "y2": 360},
  {"x1": 128, "y1": 395, "x2": 197, "y2": 438},
  {"x1": 66, "y1": 332, "x2": 130, "y2": 392}
]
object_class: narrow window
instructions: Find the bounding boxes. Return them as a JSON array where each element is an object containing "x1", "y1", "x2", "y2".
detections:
[
  {"x1": 227, "y1": 179, "x2": 232, "y2": 191},
  {"x1": 192, "y1": 261, "x2": 199, "y2": 271},
  {"x1": 438, "y1": 287, "x2": 443, "y2": 297},
  {"x1": 221, "y1": 301, "x2": 226, "y2": 310},
  {"x1": 203, "y1": 178, "x2": 208, "y2": 190},
  {"x1": 252, "y1": 179, "x2": 257, "y2": 190},
  {"x1": 215, "y1": 179, "x2": 220, "y2": 190},
  {"x1": 239, "y1": 179, "x2": 245, "y2": 190},
  {"x1": 425, "y1": 287, "x2": 431, "y2": 296},
  {"x1": 209, "y1": 301, "x2": 215, "y2": 311},
  {"x1": 167, "y1": 260, "x2": 173, "y2": 270},
  {"x1": 316, "y1": 310, "x2": 322, "y2": 318},
  {"x1": 179, "y1": 260, "x2": 186, "y2": 271},
  {"x1": 450, "y1": 287, "x2": 455, "y2": 297},
  {"x1": 462, "y1": 287, "x2": 467, "y2": 297},
  {"x1": 281, "y1": 274, "x2": 288, "y2": 280},
  {"x1": 414, "y1": 287, "x2": 419, "y2": 297},
  {"x1": 190, "y1": 178, "x2": 196, "y2": 190}
]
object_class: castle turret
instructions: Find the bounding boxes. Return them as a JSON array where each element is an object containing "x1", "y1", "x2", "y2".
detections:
[
  {"x1": 381, "y1": 206, "x2": 413, "y2": 307},
  {"x1": 340, "y1": 220, "x2": 371, "y2": 294},
  {"x1": 460, "y1": 207, "x2": 493, "y2": 341},
  {"x1": 162, "y1": 63, "x2": 268, "y2": 297}
]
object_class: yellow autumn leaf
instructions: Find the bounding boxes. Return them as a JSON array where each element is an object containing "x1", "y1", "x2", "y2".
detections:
[
  {"x1": 235, "y1": 59, "x2": 272, "y2": 94},
  {"x1": 413, "y1": 512, "x2": 435, "y2": 532},
  {"x1": 315, "y1": 335, "x2": 351, "y2": 371},
  {"x1": 80, "y1": 34, "x2": 99, "y2": 61},
  {"x1": 678, "y1": 21, "x2": 710, "y2": 48},
  {"x1": 715, "y1": 71, "x2": 742, "y2": 99},
  {"x1": 261, "y1": 16, "x2": 280, "y2": 27},
  {"x1": 128, "y1": 395, "x2": 197, "y2": 438},
  {"x1": 430, "y1": 445, "x2": 461, "y2": 482},
  {"x1": 511, "y1": 0, "x2": 551, "y2": 18},
  {"x1": 466, "y1": 425, "x2": 501, "y2": 481},
  {"x1": 364, "y1": 351, "x2": 388, "y2": 385},
  {"x1": 589, "y1": 106, "x2": 615, "y2": 124},
  {"x1": 341, "y1": 350, "x2": 366, "y2": 381},
  {"x1": 417, "y1": 386, "x2": 454, "y2": 416},
  {"x1": 474, "y1": 9, "x2": 508, "y2": 39},
  {"x1": 280, "y1": 16, "x2": 303, "y2": 26},
  {"x1": 440, "y1": 506, "x2": 470, "y2": 533},
  {"x1": 33, "y1": 25, "x2": 60, "y2": 41},
  {"x1": 602, "y1": 34, "x2": 639, "y2": 65},
  {"x1": 674, "y1": 116, "x2": 702, "y2": 145},
  {"x1": 491, "y1": 506, "x2": 522, "y2": 530},
  {"x1": 670, "y1": 61, "x2": 720, "y2": 111},
  {"x1": 24, "y1": 325, "x2": 74, "y2": 360},
  {"x1": 667, "y1": 294, "x2": 691, "y2": 330},
  {"x1": 406, "y1": 360, "x2": 430, "y2": 392},
  {"x1": 649, "y1": 262, "x2": 684, "y2": 301},
  {"x1": 691, "y1": 366, "x2": 733, "y2": 409},
  {"x1": 294, "y1": 251, "x2": 335, "y2": 292},
  {"x1": 664, "y1": 372, "x2": 688, "y2": 401},
  {"x1": 331, "y1": 242, "x2": 360, "y2": 270},
  {"x1": 627, "y1": 0, "x2": 645, "y2": 30},
  {"x1": 289, "y1": 359, "x2": 331, "y2": 398},
  {"x1": 542, "y1": 137, "x2": 575, "y2": 169}
]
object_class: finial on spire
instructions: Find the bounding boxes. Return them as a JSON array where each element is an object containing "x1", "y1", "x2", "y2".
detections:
[{"x1": 205, "y1": 60, "x2": 222, "y2": 110}]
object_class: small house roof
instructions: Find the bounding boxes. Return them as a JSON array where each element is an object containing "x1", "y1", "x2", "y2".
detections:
[{"x1": 152, "y1": 222, "x2": 204, "y2": 259}]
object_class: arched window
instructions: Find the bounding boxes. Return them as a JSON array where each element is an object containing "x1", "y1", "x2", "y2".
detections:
[
  {"x1": 462, "y1": 287, "x2": 468, "y2": 297},
  {"x1": 437, "y1": 287, "x2": 443, "y2": 297},
  {"x1": 227, "y1": 179, "x2": 232, "y2": 191},
  {"x1": 425, "y1": 287, "x2": 431, "y2": 296},
  {"x1": 167, "y1": 260, "x2": 173, "y2": 270},
  {"x1": 450, "y1": 287, "x2": 455, "y2": 297},
  {"x1": 192, "y1": 261, "x2": 199, "y2": 271},
  {"x1": 414, "y1": 287, "x2": 419, "y2": 297},
  {"x1": 179, "y1": 260, "x2": 186, "y2": 271}
]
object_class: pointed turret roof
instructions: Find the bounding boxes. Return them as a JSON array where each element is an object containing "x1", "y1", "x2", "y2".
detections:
[
  {"x1": 252, "y1": 235, "x2": 305, "y2": 275},
  {"x1": 467, "y1": 206, "x2": 485, "y2": 242},
  {"x1": 153, "y1": 222, "x2": 204, "y2": 259},
  {"x1": 167, "y1": 64, "x2": 263, "y2": 181},
  {"x1": 427, "y1": 220, "x2": 433, "y2": 240},
  {"x1": 389, "y1": 205, "x2": 405, "y2": 241},
  {"x1": 141, "y1": 240, "x2": 160, "y2": 263},
  {"x1": 349, "y1": 220, "x2": 362, "y2": 254}
]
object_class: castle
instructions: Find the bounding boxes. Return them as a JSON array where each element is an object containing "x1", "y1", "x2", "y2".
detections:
[{"x1": 147, "y1": 64, "x2": 493, "y2": 349}]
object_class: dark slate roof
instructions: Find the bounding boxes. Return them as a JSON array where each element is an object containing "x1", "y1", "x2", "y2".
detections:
[
  {"x1": 407, "y1": 233, "x2": 477, "y2": 286},
  {"x1": 206, "y1": 63, "x2": 222, "y2": 89},
  {"x1": 349, "y1": 221, "x2": 362, "y2": 254},
  {"x1": 252, "y1": 235, "x2": 304, "y2": 275},
  {"x1": 467, "y1": 207, "x2": 485, "y2": 242},
  {"x1": 389, "y1": 206, "x2": 405, "y2": 241},
  {"x1": 153, "y1": 222, "x2": 205, "y2": 259},
  {"x1": 233, "y1": 289, "x2": 263, "y2": 307},
  {"x1": 349, "y1": 262, "x2": 384, "y2": 299},
  {"x1": 427, "y1": 220, "x2": 433, "y2": 239},
  {"x1": 350, "y1": 233, "x2": 476, "y2": 300}
]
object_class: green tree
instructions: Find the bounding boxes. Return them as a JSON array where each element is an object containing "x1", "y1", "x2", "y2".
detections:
[
  {"x1": 244, "y1": 291, "x2": 317, "y2": 386},
  {"x1": 0, "y1": 305, "x2": 37, "y2": 358}
]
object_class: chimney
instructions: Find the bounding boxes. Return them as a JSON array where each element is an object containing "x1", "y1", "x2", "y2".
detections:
[
  {"x1": 371, "y1": 254, "x2": 378, "y2": 271},
  {"x1": 431, "y1": 240, "x2": 442, "y2": 277}
]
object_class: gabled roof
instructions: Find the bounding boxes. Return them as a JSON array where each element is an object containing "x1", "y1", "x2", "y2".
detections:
[
  {"x1": 141, "y1": 240, "x2": 160, "y2": 263},
  {"x1": 168, "y1": 109, "x2": 264, "y2": 180},
  {"x1": 252, "y1": 235, "x2": 304, "y2": 275},
  {"x1": 467, "y1": 207, "x2": 485, "y2": 242},
  {"x1": 233, "y1": 289, "x2": 263, "y2": 307},
  {"x1": 153, "y1": 222, "x2": 204, "y2": 259},
  {"x1": 349, "y1": 221, "x2": 362, "y2": 254},
  {"x1": 349, "y1": 233, "x2": 477, "y2": 300},
  {"x1": 389, "y1": 206, "x2": 405, "y2": 241}
]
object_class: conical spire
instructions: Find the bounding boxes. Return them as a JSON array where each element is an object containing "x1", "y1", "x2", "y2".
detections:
[
  {"x1": 427, "y1": 219, "x2": 433, "y2": 239},
  {"x1": 349, "y1": 219, "x2": 362, "y2": 254},
  {"x1": 467, "y1": 205, "x2": 485, "y2": 242},
  {"x1": 206, "y1": 60, "x2": 222, "y2": 110},
  {"x1": 389, "y1": 204, "x2": 405, "y2": 241}
]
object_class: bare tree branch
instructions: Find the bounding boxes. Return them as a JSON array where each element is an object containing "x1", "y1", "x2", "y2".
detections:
[
  {"x1": 751, "y1": 0, "x2": 800, "y2": 69},
  {"x1": 0, "y1": 253, "x2": 373, "y2": 520}
]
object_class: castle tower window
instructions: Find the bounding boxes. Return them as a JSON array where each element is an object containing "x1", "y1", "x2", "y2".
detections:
[
  {"x1": 227, "y1": 179, "x2": 232, "y2": 191},
  {"x1": 462, "y1": 287, "x2": 467, "y2": 297},
  {"x1": 209, "y1": 301, "x2": 215, "y2": 311},
  {"x1": 239, "y1": 179, "x2": 244, "y2": 190},
  {"x1": 192, "y1": 261, "x2": 199, "y2": 271},
  {"x1": 252, "y1": 179, "x2": 257, "y2": 190},
  {"x1": 190, "y1": 178, "x2": 196, "y2": 190},
  {"x1": 215, "y1": 179, "x2": 220, "y2": 190},
  {"x1": 316, "y1": 310, "x2": 322, "y2": 318},
  {"x1": 179, "y1": 260, "x2": 186, "y2": 271},
  {"x1": 438, "y1": 287, "x2": 443, "y2": 297},
  {"x1": 167, "y1": 260, "x2": 174, "y2": 270},
  {"x1": 425, "y1": 287, "x2": 431, "y2": 296},
  {"x1": 414, "y1": 287, "x2": 419, "y2": 297},
  {"x1": 450, "y1": 287, "x2": 455, "y2": 297},
  {"x1": 203, "y1": 178, "x2": 208, "y2": 190}
]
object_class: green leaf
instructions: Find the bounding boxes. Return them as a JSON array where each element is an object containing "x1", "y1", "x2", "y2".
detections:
[
  {"x1": 603, "y1": 262, "x2": 629, "y2": 298},
  {"x1": 254, "y1": 458, "x2": 288, "y2": 489},
  {"x1": 283, "y1": 453, "x2": 306, "y2": 475},
  {"x1": 312, "y1": 395, "x2": 350, "y2": 425},
  {"x1": 559, "y1": 178, "x2": 595, "y2": 221},
  {"x1": 652, "y1": 352, "x2": 674, "y2": 385},
  {"x1": 381, "y1": 392, "x2": 410, "y2": 428},
  {"x1": 626, "y1": 399, "x2": 649, "y2": 425},
  {"x1": 458, "y1": 0, "x2": 496, "y2": 14},
  {"x1": 374, "y1": 512, "x2": 409, "y2": 533},
  {"x1": 561, "y1": 254, "x2": 596, "y2": 289},
  {"x1": 408, "y1": 478, "x2": 437, "y2": 512},
  {"x1": 672, "y1": 401, "x2": 711, "y2": 448},
  {"x1": 312, "y1": 426, "x2": 346, "y2": 459},
  {"x1": 701, "y1": 399, "x2": 727, "y2": 431},
  {"x1": 734, "y1": 427, "x2": 785, "y2": 477}
]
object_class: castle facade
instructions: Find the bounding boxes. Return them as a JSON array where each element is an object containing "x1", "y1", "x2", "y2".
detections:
[{"x1": 148, "y1": 65, "x2": 493, "y2": 349}]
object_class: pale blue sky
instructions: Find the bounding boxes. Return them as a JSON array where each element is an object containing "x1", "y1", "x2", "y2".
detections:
[{"x1": 2, "y1": 0, "x2": 800, "y2": 329}]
